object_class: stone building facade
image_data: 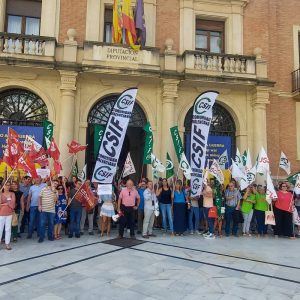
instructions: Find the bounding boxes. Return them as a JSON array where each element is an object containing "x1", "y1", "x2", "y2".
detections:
[{"x1": 0, "y1": 0, "x2": 298, "y2": 180}]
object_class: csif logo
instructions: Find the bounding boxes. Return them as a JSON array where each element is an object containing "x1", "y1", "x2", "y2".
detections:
[
  {"x1": 191, "y1": 178, "x2": 201, "y2": 193},
  {"x1": 194, "y1": 97, "x2": 212, "y2": 115},
  {"x1": 166, "y1": 159, "x2": 173, "y2": 170},
  {"x1": 94, "y1": 165, "x2": 113, "y2": 182},
  {"x1": 116, "y1": 94, "x2": 134, "y2": 110}
]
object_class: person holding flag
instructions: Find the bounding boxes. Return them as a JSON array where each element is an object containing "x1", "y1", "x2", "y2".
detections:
[
  {"x1": 254, "y1": 185, "x2": 268, "y2": 237},
  {"x1": 241, "y1": 185, "x2": 256, "y2": 236}
]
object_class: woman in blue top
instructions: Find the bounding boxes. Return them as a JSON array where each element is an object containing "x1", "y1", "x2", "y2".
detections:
[
  {"x1": 54, "y1": 185, "x2": 67, "y2": 240},
  {"x1": 172, "y1": 180, "x2": 188, "y2": 235}
]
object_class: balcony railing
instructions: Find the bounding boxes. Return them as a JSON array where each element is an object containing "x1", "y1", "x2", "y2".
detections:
[
  {"x1": 292, "y1": 68, "x2": 300, "y2": 93},
  {"x1": 184, "y1": 51, "x2": 256, "y2": 77},
  {"x1": 0, "y1": 32, "x2": 56, "y2": 57},
  {"x1": 83, "y1": 42, "x2": 160, "y2": 71}
]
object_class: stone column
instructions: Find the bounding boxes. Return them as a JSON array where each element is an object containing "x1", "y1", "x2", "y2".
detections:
[
  {"x1": 180, "y1": 0, "x2": 194, "y2": 53},
  {"x1": 59, "y1": 71, "x2": 78, "y2": 176},
  {"x1": 0, "y1": 0, "x2": 6, "y2": 32},
  {"x1": 251, "y1": 86, "x2": 270, "y2": 157},
  {"x1": 161, "y1": 79, "x2": 180, "y2": 164},
  {"x1": 86, "y1": 0, "x2": 101, "y2": 41}
]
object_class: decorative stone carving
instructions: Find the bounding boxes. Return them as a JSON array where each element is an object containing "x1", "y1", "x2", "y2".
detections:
[
  {"x1": 67, "y1": 28, "x2": 77, "y2": 42},
  {"x1": 59, "y1": 71, "x2": 78, "y2": 91}
]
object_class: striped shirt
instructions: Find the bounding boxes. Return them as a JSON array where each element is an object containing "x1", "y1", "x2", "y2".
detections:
[{"x1": 40, "y1": 187, "x2": 57, "y2": 213}]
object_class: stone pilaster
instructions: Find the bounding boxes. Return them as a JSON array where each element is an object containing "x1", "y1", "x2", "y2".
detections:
[
  {"x1": 251, "y1": 86, "x2": 270, "y2": 156},
  {"x1": 59, "y1": 71, "x2": 78, "y2": 176},
  {"x1": 0, "y1": 0, "x2": 6, "y2": 32},
  {"x1": 161, "y1": 79, "x2": 180, "y2": 165}
]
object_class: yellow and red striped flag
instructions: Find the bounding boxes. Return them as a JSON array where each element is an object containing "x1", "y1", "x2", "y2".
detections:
[
  {"x1": 112, "y1": 0, "x2": 122, "y2": 43},
  {"x1": 122, "y1": 0, "x2": 140, "y2": 51}
]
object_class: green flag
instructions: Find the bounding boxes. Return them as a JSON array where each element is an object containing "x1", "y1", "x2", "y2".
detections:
[
  {"x1": 94, "y1": 124, "x2": 105, "y2": 160},
  {"x1": 72, "y1": 160, "x2": 78, "y2": 177},
  {"x1": 143, "y1": 122, "x2": 153, "y2": 164},
  {"x1": 242, "y1": 150, "x2": 247, "y2": 166},
  {"x1": 287, "y1": 172, "x2": 300, "y2": 185},
  {"x1": 43, "y1": 120, "x2": 54, "y2": 150},
  {"x1": 166, "y1": 152, "x2": 174, "y2": 179},
  {"x1": 170, "y1": 126, "x2": 184, "y2": 162}
]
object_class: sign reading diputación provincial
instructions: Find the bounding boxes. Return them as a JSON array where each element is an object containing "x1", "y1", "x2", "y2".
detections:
[{"x1": 92, "y1": 88, "x2": 138, "y2": 183}]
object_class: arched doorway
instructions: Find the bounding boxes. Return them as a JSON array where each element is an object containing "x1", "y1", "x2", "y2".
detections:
[
  {"x1": 0, "y1": 88, "x2": 48, "y2": 126},
  {"x1": 87, "y1": 94, "x2": 147, "y2": 182},
  {"x1": 184, "y1": 102, "x2": 236, "y2": 165}
]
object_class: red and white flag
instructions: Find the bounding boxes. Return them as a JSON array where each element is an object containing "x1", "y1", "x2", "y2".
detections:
[
  {"x1": 67, "y1": 140, "x2": 87, "y2": 154},
  {"x1": 3, "y1": 128, "x2": 24, "y2": 168},
  {"x1": 75, "y1": 182, "x2": 98, "y2": 211},
  {"x1": 18, "y1": 153, "x2": 38, "y2": 178},
  {"x1": 47, "y1": 138, "x2": 60, "y2": 161},
  {"x1": 30, "y1": 145, "x2": 49, "y2": 167}
]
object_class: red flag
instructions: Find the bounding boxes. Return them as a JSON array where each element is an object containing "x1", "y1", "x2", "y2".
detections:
[
  {"x1": 67, "y1": 140, "x2": 87, "y2": 154},
  {"x1": 30, "y1": 145, "x2": 49, "y2": 167},
  {"x1": 47, "y1": 138, "x2": 60, "y2": 161},
  {"x1": 75, "y1": 182, "x2": 98, "y2": 211},
  {"x1": 4, "y1": 128, "x2": 24, "y2": 168},
  {"x1": 18, "y1": 153, "x2": 38, "y2": 178},
  {"x1": 53, "y1": 160, "x2": 62, "y2": 175}
]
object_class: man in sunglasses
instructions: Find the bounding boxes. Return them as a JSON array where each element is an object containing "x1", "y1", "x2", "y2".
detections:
[{"x1": 117, "y1": 179, "x2": 140, "y2": 239}]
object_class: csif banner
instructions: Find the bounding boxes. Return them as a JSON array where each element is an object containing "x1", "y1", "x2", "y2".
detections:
[
  {"x1": 190, "y1": 90, "x2": 219, "y2": 197},
  {"x1": 92, "y1": 88, "x2": 138, "y2": 183}
]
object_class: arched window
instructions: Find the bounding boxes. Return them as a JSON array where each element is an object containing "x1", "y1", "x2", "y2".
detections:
[
  {"x1": 0, "y1": 89, "x2": 48, "y2": 126},
  {"x1": 184, "y1": 102, "x2": 236, "y2": 156},
  {"x1": 88, "y1": 94, "x2": 147, "y2": 127}
]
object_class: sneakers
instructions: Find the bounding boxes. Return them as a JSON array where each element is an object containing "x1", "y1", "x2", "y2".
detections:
[
  {"x1": 190, "y1": 231, "x2": 194, "y2": 235},
  {"x1": 204, "y1": 233, "x2": 215, "y2": 240},
  {"x1": 203, "y1": 231, "x2": 210, "y2": 237}
]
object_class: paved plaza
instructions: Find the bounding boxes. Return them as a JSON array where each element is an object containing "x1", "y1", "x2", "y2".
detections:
[{"x1": 0, "y1": 230, "x2": 299, "y2": 300}]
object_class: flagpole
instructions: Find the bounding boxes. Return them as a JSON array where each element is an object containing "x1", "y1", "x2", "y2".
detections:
[
  {"x1": 61, "y1": 154, "x2": 75, "y2": 164},
  {"x1": 61, "y1": 180, "x2": 87, "y2": 216},
  {"x1": 67, "y1": 154, "x2": 76, "y2": 180}
]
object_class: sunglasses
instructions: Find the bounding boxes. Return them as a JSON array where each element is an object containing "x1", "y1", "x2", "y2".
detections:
[
  {"x1": 281, "y1": 185, "x2": 287, "y2": 188},
  {"x1": 57, "y1": 187, "x2": 63, "y2": 190}
]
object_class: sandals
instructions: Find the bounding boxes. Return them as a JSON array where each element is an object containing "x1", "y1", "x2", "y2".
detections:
[{"x1": 5, "y1": 245, "x2": 12, "y2": 250}]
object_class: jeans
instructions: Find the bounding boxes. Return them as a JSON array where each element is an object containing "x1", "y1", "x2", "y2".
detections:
[
  {"x1": 225, "y1": 205, "x2": 239, "y2": 236},
  {"x1": 0, "y1": 215, "x2": 12, "y2": 245},
  {"x1": 255, "y1": 209, "x2": 267, "y2": 234},
  {"x1": 199, "y1": 207, "x2": 204, "y2": 230},
  {"x1": 28, "y1": 206, "x2": 40, "y2": 237},
  {"x1": 39, "y1": 212, "x2": 55, "y2": 241},
  {"x1": 143, "y1": 209, "x2": 155, "y2": 236},
  {"x1": 203, "y1": 207, "x2": 214, "y2": 234},
  {"x1": 188, "y1": 206, "x2": 200, "y2": 231},
  {"x1": 80, "y1": 208, "x2": 94, "y2": 233},
  {"x1": 242, "y1": 210, "x2": 253, "y2": 234},
  {"x1": 119, "y1": 205, "x2": 135, "y2": 237},
  {"x1": 160, "y1": 203, "x2": 173, "y2": 232},
  {"x1": 69, "y1": 207, "x2": 82, "y2": 236}
]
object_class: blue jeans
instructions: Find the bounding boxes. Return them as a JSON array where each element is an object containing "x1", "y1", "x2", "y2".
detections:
[
  {"x1": 255, "y1": 209, "x2": 267, "y2": 234},
  {"x1": 199, "y1": 207, "x2": 204, "y2": 230},
  {"x1": 70, "y1": 207, "x2": 82, "y2": 236},
  {"x1": 28, "y1": 206, "x2": 40, "y2": 237},
  {"x1": 160, "y1": 203, "x2": 173, "y2": 232},
  {"x1": 203, "y1": 207, "x2": 214, "y2": 234},
  {"x1": 188, "y1": 206, "x2": 200, "y2": 231},
  {"x1": 39, "y1": 212, "x2": 55, "y2": 241},
  {"x1": 225, "y1": 205, "x2": 238, "y2": 235}
]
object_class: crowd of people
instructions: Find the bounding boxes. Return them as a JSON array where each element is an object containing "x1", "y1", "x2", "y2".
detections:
[{"x1": 0, "y1": 174, "x2": 299, "y2": 250}]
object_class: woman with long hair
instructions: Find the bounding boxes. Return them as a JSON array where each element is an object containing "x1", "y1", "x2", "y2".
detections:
[
  {"x1": 254, "y1": 185, "x2": 268, "y2": 237},
  {"x1": 10, "y1": 181, "x2": 24, "y2": 242},
  {"x1": 241, "y1": 185, "x2": 256, "y2": 236},
  {"x1": 156, "y1": 178, "x2": 174, "y2": 235},
  {"x1": 54, "y1": 185, "x2": 67, "y2": 240},
  {"x1": 172, "y1": 180, "x2": 188, "y2": 236},
  {"x1": 0, "y1": 182, "x2": 16, "y2": 250}
]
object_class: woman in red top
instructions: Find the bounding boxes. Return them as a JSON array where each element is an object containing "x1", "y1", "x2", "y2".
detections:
[
  {"x1": 273, "y1": 182, "x2": 294, "y2": 238},
  {"x1": 0, "y1": 182, "x2": 16, "y2": 250}
]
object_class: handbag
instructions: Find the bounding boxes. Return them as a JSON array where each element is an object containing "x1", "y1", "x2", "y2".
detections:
[
  {"x1": 265, "y1": 204, "x2": 276, "y2": 225},
  {"x1": 11, "y1": 212, "x2": 18, "y2": 227},
  {"x1": 208, "y1": 206, "x2": 218, "y2": 219}
]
